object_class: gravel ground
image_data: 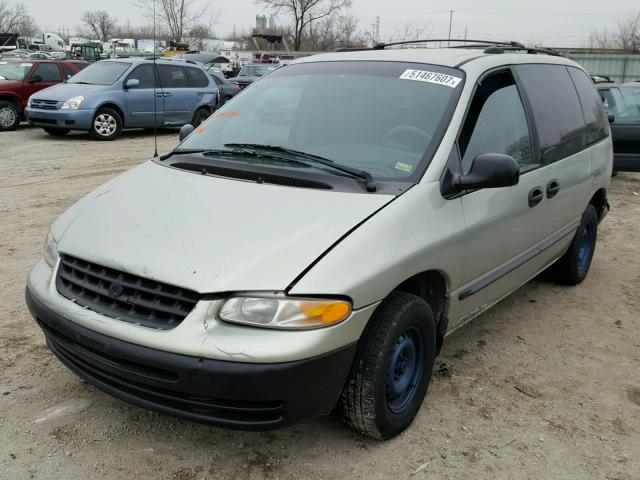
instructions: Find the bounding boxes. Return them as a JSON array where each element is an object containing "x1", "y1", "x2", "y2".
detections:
[{"x1": 1, "y1": 126, "x2": 639, "y2": 480}]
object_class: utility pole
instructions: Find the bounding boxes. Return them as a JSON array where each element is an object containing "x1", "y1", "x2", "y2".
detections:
[
  {"x1": 464, "y1": 24, "x2": 468, "y2": 44},
  {"x1": 448, "y1": 10, "x2": 454, "y2": 46}
]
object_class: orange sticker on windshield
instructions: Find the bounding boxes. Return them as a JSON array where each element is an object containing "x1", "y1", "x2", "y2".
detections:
[
  {"x1": 214, "y1": 111, "x2": 240, "y2": 118},
  {"x1": 195, "y1": 125, "x2": 207, "y2": 135}
]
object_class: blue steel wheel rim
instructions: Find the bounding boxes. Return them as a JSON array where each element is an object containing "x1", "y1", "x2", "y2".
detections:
[
  {"x1": 577, "y1": 222, "x2": 595, "y2": 275},
  {"x1": 386, "y1": 327, "x2": 423, "y2": 414}
]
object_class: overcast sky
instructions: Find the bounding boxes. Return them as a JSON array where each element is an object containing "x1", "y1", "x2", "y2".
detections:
[{"x1": 25, "y1": 0, "x2": 640, "y2": 47}]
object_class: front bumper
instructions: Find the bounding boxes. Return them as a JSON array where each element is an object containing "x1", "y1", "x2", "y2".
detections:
[
  {"x1": 25, "y1": 106, "x2": 93, "y2": 130},
  {"x1": 26, "y1": 287, "x2": 357, "y2": 429}
]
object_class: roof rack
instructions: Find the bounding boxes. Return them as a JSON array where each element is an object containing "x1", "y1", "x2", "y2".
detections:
[{"x1": 337, "y1": 39, "x2": 561, "y2": 57}]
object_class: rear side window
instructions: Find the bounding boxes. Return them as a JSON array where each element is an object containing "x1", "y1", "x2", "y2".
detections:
[
  {"x1": 210, "y1": 73, "x2": 223, "y2": 86},
  {"x1": 157, "y1": 65, "x2": 188, "y2": 88},
  {"x1": 32, "y1": 62, "x2": 62, "y2": 82},
  {"x1": 186, "y1": 67, "x2": 209, "y2": 87},
  {"x1": 459, "y1": 70, "x2": 533, "y2": 173},
  {"x1": 568, "y1": 67, "x2": 608, "y2": 144},
  {"x1": 515, "y1": 64, "x2": 586, "y2": 164},
  {"x1": 126, "y1": 64, "x2": 158, "y2": 89}
]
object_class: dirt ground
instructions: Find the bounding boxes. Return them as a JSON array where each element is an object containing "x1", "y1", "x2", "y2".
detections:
[{"x1": 1, "y1": 126, "x2": 639, "y2": 480}]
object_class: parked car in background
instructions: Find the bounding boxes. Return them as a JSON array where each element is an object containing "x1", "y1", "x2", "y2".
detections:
[
  {"x1": 27, "y1": 46, "x2": 611, "y2": 439},
  {"x1": 208, "y1": 70, "x2": 241, "y2": 104},
  {"x1": 227, "y1": 63, "x2": 277, "y2": 89},
  {"x1": 596, "y1": 82, "x2": 640, "y2": 172},
  {"x1": 0, "y1": 59, "x2": 88, "y2": 131},
  {"x1": 25, "y1": 58, "x2": 219, "y2": 140}
]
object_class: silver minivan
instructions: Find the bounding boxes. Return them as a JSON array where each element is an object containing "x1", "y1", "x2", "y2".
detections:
[{"x1": 26, "y1": 43, "x2": 612, "y2": 440}]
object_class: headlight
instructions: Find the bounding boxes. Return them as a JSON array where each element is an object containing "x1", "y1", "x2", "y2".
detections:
[
  {"x1": 217, "y1": 295, "x2": 351, "y2": 330},
  {"x1": 27, "y1": 95, "x2": 34, "y2": 107},
  {"x1": 61, "y1": 95, "x2": 84, "y2": 110},
  {"x1": 43, "y1": 231, "x2": 59, "y2": 267}
]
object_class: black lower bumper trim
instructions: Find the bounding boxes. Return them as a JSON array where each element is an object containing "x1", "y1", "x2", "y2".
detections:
[{"x1": 26, "y1": 288, "x2": 356, "y2": 430}]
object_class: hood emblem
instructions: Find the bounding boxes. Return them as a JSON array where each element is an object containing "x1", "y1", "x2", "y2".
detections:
[{"x1": 108, "y1": 283, "x2": 125, "y2": 299}]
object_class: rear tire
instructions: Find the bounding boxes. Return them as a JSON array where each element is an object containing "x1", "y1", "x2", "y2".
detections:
[
  {"x1": 339, "y1": 291, "x2": 436, "y2": 439},
  {"x1": 90, "y1": 107, "x2": 122, "y2": 141},
  {"x1": 191, "y1": 107, "x2": 211, "y2": 126},
  {"x1": 550, "y1": 205, "x2": 598, "y2": 285},
  {"x1": 0, "y1": 100, "x2": 20, "y2": 131},
  {"x1": 43, "y1": 127, "x2": 69, "y2": 136}
]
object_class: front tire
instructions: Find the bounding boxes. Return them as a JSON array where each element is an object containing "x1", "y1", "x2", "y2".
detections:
[
  {"x1": 0, "y1": 100, "x2": 20, "y2": 131},
  {"x1": 550, "y1": 205, "x2": 598, "y2": 285},
  {"x1": 90, "y1": 107, "x2": 122, "y2": 141},
  {"x1": 340, "y1": 291, "x2": 436, "y2": 439}
]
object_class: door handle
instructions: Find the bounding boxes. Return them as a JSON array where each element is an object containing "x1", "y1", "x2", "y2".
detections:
[
  {"x1": 155, "y1": 92, "x2": 164, "y2": 97},
  {"x1": 546, "y1": 179, "x2": 560, "y2": 198},
  {"x1": 528, "y1": 187, "x2": 544, "y2": 207}
]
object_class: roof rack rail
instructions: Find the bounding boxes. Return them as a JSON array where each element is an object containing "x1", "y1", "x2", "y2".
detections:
[
  {"x1": 371, "y1": 39, "x2": 526, "y2": 50},
  {"x1": 335, "y1": 39, "x2": 561, "y2": 57}
]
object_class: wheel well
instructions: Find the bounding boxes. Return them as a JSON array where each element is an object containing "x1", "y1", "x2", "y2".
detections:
[
  {"x1": 96, "y1": 103, "x2": 125, "y2": 125},
  {"x1": 589, "y1": 188, "x2": 608, "y2": 220},
  {"x1": 394, "y1": 270, "x2": 448, "y2": 353},
  {"x1": 0, "y1": 95, "x2": 21, "y2": 110}
]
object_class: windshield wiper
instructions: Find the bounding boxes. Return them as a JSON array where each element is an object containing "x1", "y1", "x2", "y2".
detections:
[
  {"x1": 224, "y1": 143, "x2": 377, "y2": 192},
  {"x1": 160, "y1": 148, "x2": 308, "y2": 167}
]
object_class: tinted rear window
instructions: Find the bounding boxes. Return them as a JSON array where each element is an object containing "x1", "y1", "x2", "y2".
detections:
[
  {"x1": 568, "y1": 67, "x2": 609, "y2": 144},
  {"x1": 515, "y1": 64, "x2": 586, "y2": 163},
  {"x1": 158, "y1": 64, "x2": 188, "y2": 88},
  {"x1": 186, "y1": 67, "x2": 209, "y2": 87}
]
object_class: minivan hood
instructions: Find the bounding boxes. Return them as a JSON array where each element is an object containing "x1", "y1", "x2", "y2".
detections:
[
  {"x1": 34, "y1": 82, "x2": 109, "y2": 100},
  {"x1": 55, "y1": 161, "x2": 393, "y2": 294}
]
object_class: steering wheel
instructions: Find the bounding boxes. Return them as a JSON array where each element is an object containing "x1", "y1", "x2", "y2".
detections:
[{"x1": 383, "y1": 126, "x2": 432, "y2": 155}]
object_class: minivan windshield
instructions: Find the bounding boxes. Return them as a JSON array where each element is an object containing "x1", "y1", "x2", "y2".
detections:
[
  {"x1": 238, "y1": 64, "x2": 277, "y2": 76},
  {"x1": 0, "y1": 61, "x2": 32, "y2": 80},
  {"x1": 67, "y1": 61, "x2": 130, "y2": 85},
  {"x1": 176, "y1": 61, "x2": 463, "y2": 182}
]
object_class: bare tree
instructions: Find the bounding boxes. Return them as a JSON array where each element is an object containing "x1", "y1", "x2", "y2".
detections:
[
  {"x1": 189, "y1": 24, "x2": 210, "y2": 50},
  {"x1": 81, "y1": 10, "x2": 116, "y2": 41},
  {"x1": 256, "y1": 0, "x2": 352, "y2": 51},
  {"x1": 135, "y1": 0, "x2": 214, "y2": 43},
  {"x1": 588, "y1": 28, "x2": 615, "y2": 49},
  {"x1": 0, "y1": 1, "x2": 38, "y2": 36},
  {"x1": 617, "y1": 12, "x2": 640, "y2": 52},
  {"x1": 385, "y1": 20, "x2": 430, "y2": 44}
]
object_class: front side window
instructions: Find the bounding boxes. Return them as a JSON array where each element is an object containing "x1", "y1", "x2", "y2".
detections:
[
  {"x1": 68, "y1": 61, "x2": 131, "y2": 85},
  {"x1": 32, "y1": 63, "x2": 62, "y2": 82},
  {"x1": 125, "y1": 64, "x2": 157, "y2": 89},
  {"x1": 515, "y1": 64, "x2": 586, "y2": 164},
  {"x1": 459, "y1": 70, "x2": 533, "y2": 173},
  {"x1": 600, "y1": 86, "x2": 640, "y2": 124},
  {"x1": 176, "y1": 61, "x2": 464, "y2": 182}
]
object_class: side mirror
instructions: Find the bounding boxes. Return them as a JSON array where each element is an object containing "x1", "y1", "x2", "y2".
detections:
[
  {"x1": 456, "y1": 153, "x2": 520, "y2": 191},
  {"x1": 29, "y1": 74, "x2": 43, "y2": 83},
  {"x1": 124, "y1": 78, "x2": 140, "y2": 89},
  {"x1": 607, "y1": 113, "x2": 615, "y2": 123},
  {"x1": 179, "y1": 124, "x2": 195, "y2": 142}
]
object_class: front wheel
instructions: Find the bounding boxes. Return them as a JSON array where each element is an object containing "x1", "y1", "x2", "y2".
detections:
[
  {"x1": 550, "y1": 205, "x2": 598, "y2": 285},
  {"x1": 339, "y1": 291, "x2": 436, "y2": 439},
  {"x1": 90, "y1": 108, "x2": 122, "y2": 141},
  {"x1": 0, "y1": 100, "x2": 20, "y2": 131}
]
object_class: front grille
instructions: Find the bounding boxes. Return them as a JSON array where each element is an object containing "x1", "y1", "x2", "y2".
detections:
[
  {"x1": 56, "y1": 255, "x2": 201, "y2": 330},
  {"x1": 30, "y1": 99, "x2": 58, "y2": 110},
  {"x1": 39, "y1": 318, "x2": 284, "y2": 427}
]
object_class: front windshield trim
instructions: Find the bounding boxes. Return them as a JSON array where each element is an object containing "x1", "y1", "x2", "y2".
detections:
[{"x1": 176, "y1": 60, "x2": 466, "y2": 186}]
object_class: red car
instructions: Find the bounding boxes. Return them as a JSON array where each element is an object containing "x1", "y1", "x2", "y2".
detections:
[{"x1": 0, "y1": 59, "x2": 88, "y2": 131}]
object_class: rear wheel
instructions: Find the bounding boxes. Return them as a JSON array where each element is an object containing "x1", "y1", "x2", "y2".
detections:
[
  {"x1": 90, "y1": 107, "x2": 122, "y2": 140},
  {"x1": 550, "y1": 205, "x2": 598, "y2": 285},
  {"x1": 191, "y1": 107, "x2": 211, "y2": 126},
  {"x1": 43, "y1": 127, "x2": 69, "y2": 136},
  {"x1": 0, "y1": 100, "x2": 20, "y2": 131},
  {"x1": 339, "y1": 291, "x2": 436, "y2": 439}
]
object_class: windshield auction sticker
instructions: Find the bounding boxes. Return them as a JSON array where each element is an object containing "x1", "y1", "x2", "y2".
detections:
[{"x1": 399, "y1": 69, "x2": 462, "y2": 88}]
